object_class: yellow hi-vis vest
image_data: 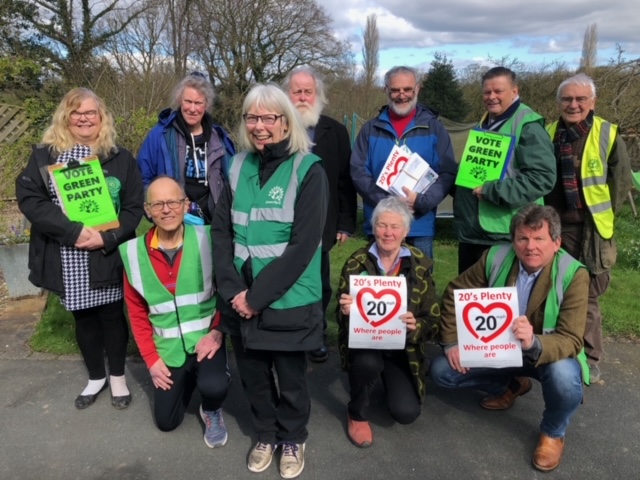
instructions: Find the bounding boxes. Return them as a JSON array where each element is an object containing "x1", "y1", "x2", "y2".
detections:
[{"x1": 547, "y1": 117, "x2": 617, "y2": 239}]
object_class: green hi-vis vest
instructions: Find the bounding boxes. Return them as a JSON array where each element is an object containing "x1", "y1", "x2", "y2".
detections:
[
  {"x1": 228, "y1": 151, "x2": 322, "y2": 310},
  {"x1": 547, "y1": 117, "x2": 617, "y2": 239},
  {"x1": 119, "y1": 225, "x2": 216, "y2": 368},
  {"x1": 486, "y1": 244, "x2": 590, "y2": 385},
  {"x1": 478, "y1": 104, "x2": 545, "y2": 234}
]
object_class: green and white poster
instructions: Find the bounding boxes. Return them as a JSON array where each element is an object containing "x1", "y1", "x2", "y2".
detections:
[
  {"x1": 455, "y1": 129, "x2": 515, "y2": 189},
  {"x1": 50, "y1": 157, "x2": 120, "y2": 230}
]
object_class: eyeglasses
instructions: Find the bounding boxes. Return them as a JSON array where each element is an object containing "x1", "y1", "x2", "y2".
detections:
[
  {"x1": 559, "y1": 96, "x2": 593, "y2": 106},
  {"x1": 145, "y1": 198, "x2": 187, "y2": 212},
  {"x1": 387, "y1": 86, "x2": 416, "y2": 96},
  {"x1": 243, "y1": 114, "x2": 283, "y2": 125},
  {"x1": 70, "y1": 110, "x2": 98, "y2": 120}
]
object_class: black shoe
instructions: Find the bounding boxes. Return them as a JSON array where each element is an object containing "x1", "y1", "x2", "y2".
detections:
[
  {"x1": 308, "y1": 345, "x2": 328, "y2": 363},
  {"x1": 111, "y1": 394, "x2": 132, "y2": 410},
  {"x1": 75, "y1": 381, "x2": 108, "y2": 410}
]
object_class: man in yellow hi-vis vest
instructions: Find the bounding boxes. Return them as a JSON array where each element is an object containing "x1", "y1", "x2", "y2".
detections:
[{"x1": 545, "y1": 73, "x2": 632, "y2": 383}]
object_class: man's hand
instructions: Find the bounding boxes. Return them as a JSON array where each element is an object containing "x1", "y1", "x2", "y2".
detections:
[
  {"x1": 195, "y1": 330, "x2": 223, "y2": 362},
  {"x1": 232, "y1": 290, "x2": 258, "y2": 319},
  {"x1": 336, "y1": 232, "x2": 349, "y2": 245},
  {"x1": 399, "y1": 312, "x2": 417, "y2": 332},
  {"x1": 445, "y1": 345, "x2": 469, "y2": 374},
  {"x1": 512, "y1": 315, "x2": 535, "y2": 350},
  {"x1": 149, "y1": 358, "x2": 173, "y2": 390},
  {"x1": 401, "y1": 187, "x2": 418, "y2": 212},
  {"x1": 75, "y1": 227, "x2": 105, "y2": 250}
]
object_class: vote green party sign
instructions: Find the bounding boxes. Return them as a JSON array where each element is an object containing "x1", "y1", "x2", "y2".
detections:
[
  {"x1": 455, "y1": 129, "x2": 515, "y2": 189},
  {"x1": 49, "y1": 157, "x2": 120, "y2": 230}
]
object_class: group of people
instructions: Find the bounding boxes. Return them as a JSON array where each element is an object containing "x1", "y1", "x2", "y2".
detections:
[{"x1": 14, "y1": 62, "x2": 631, "y2": 477}]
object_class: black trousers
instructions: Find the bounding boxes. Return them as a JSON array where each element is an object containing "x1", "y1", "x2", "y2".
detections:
[
  {"x1": 154, "y1": 341, "x2": 230, "y2": 432},
  {"x1": 348, "y1": 349, "x2": 421, "y2": 425},
  {"x1": 72, "y1": 299, "x2": 128, "y2": 379},
  {"x1": 457, "y1": 242, "x2": 493, "y2": 274},
  {"x1": 230, "y1": 336, "x2": 310, "y2": 444}
]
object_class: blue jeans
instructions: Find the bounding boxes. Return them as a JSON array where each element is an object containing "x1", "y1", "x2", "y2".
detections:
[
  {"x1": 406, "y1": 236, "x2": 433, "y2": 260},
  {"x1": 430, "y1": 354, "x2": 583, "y2": 438}
]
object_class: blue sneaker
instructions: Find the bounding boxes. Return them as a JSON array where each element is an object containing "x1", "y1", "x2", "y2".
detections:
[{"x1": 199, "y1": 405, "x2": 228, "y2": 448}]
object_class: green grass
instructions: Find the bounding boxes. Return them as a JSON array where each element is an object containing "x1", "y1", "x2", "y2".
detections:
[{"x1": 30, "y1": 205, "x2": 640, "y2": 355}]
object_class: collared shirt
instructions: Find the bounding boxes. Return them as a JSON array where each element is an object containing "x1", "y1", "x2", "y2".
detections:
[
  {"x1": 516, "y1": 262, "x2": 542, "y2": 316},
  {"x1": 368, "y1": 243, "x2": 411, "y2": 275}
]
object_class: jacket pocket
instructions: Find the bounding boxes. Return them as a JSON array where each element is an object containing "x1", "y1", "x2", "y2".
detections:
[{"x1": 598, "y1": 237, "x2": 617, "y2": 270}]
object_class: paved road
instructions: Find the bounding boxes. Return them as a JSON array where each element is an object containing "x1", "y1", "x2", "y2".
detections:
[{"x1": 1, "y1": 329, "x2": 639, "y2": 480}]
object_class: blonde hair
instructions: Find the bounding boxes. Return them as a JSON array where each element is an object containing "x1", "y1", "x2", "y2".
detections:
[
  {"x1": 237, "y1": 83, "x2": 311, "y2": 155},
  {"x1": 42, "y1": 88, "x2": 117, "y2": 157}
]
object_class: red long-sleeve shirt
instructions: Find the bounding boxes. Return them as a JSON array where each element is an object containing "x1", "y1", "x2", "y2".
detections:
[{"x1": 123, "y1": 227, "x2": 220, "y2": 368}]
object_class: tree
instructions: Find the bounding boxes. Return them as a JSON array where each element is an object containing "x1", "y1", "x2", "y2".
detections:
[
  {"x1": 361, "y1": 14, "x2": 379, "y2": 89},
  {"x1": 419, "y1": 52, "x2": 469, "y2": 122},
  {"x1": 579, "y1": 23, "x2": 598, "y2": 73},
  {"x1": 1, "y1": 0, "x2": 147, "y2": 84},
  {"x1": 189, "y1": 0, "x2": 352, "y2": 128}
]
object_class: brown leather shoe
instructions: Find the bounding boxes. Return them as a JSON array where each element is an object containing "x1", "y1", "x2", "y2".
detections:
[
  {"x1": 480, "y1": 377, "x2": 532, "y2": 410},
  {"x1": 533, "y1": 434, "x2": 565, "y2": 471},
  {"x1": 347, "y1": 415, "x2": 373, "y2": 448}
]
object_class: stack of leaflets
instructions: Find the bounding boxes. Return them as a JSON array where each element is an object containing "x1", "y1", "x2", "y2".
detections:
[{"x1": 375, "y1": 145, "x2": 438, "y2": 197}]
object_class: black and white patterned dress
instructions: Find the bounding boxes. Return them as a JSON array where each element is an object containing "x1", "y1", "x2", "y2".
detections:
[{"x1": 48, "y1": 145, "x2": 122, "y2": 311}]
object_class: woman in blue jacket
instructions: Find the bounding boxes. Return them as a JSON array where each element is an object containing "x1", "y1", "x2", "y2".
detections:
[{"x1": 137, "y1": 72, "x2": 235, "y2": 223}]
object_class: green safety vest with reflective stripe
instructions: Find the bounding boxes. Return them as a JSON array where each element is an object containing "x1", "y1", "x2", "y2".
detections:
[
  {"x1": 485, "y1": 244, "x2": 590, "y2": 384},
  {"x1": 119, "y1": 225, "x2": 216, "y2": 367},
  {"x1": 228, "y1": 151, "x2": 322, "y2": 309},
  {"x1": 546, "y1": 117, "x2": 616, "y2": 239},
  {"x1": 478, "y1": 104, "x2": 546, "y2": 234}
]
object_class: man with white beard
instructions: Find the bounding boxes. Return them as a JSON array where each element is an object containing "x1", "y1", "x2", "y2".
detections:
[
  {"x1": 350, "y1": 65, "x2": 457, "y2": 260},
  {"x1": 283, "y1": 66, "x2": 357, "y2": 363}
]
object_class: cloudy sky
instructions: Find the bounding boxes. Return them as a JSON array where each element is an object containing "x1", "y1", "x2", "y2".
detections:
[{"x1": 323, "y1": 0, "x2": 639, "y2": 77}]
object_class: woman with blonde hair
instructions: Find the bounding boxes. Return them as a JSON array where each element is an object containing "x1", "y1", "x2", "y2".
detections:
[
  {"x1": 212, "y1": 83, "x2": 328, "y2": 478},
  {"x1": 16, "y1": 88, "x2": 143, "y2": 410}
]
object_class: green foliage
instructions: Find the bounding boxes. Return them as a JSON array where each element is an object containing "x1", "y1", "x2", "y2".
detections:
[
  {"x1": 419, "y1": 52, "x2": 470, "y2": 122},
  {"x1": 114, "y1": 108, "x2": 157, "y2": 155}
]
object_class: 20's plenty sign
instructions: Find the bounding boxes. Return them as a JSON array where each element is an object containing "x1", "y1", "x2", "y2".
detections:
[
  {"x1": 348, "y1": 275, "x2": 407, "y2": 349},
  {"x1": 454, "y1": 287, "x2": 522, "y2": 368}
]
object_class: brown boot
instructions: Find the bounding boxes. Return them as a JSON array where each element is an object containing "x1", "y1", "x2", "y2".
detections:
[
  {"x1": 480, "y1": 377, "x2": 532, "y2": 410},
  {"x1": 347, "y1": 415, "x2": 373, "y2": 448},
  {"x1": 533, "y1": 434, "x2": 565, "y2": 471}
]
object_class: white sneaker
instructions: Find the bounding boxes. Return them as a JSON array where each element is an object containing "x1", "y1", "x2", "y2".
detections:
[
  {"x1": 279, "y1": 442, "x2": 305, "y2": 479},
  {"x1": 248, "y1": 442, "x2": 274, "y2": 473}
]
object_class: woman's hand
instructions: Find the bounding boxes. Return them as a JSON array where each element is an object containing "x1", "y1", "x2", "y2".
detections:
[
  {"x1": 232, "y1": 290, "x2": 258, "y2": 319},
  {"x1": 339, "y1": 293, "x2": 353, "y2": 315},
  {"x1": 399, "y1": 312, "x2": 417, "y2": 331},
  {"x1": 74, "y1": 227, "x2": 105, "y2": 250}
]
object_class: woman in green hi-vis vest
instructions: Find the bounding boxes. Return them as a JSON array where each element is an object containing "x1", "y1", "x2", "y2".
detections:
[{"x1": 212, "y1": 84, "x2": 328, "y2": 479}]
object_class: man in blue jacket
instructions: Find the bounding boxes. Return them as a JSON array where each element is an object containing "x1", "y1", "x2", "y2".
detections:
[
  {"x1": 137, "y1": 73, "x2": 235, "y2": 224},
  {"x1": 350, "y1": 65, "x2": 457, "y2": 259}
]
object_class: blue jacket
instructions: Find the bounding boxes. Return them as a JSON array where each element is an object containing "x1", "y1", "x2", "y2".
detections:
[
  {"x1": 137, "y1": 109, "x2": 235, "y2": 208},
  {"x1": 350, "y1": 104, "x2": 457, "y2": 237}
]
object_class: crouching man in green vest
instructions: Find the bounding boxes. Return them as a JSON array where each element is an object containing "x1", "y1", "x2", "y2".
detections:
[
  {"x1": 430, "y1": 204, "x2": 589, "y2": 472},
  {"x1": 120, "y1": 176, "x2": 230, "y2": 447},
  {"x1": 545, "y1": 73, "x2": 632, "y2": 383}
]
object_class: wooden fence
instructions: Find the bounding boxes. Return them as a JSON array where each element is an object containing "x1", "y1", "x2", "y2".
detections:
[{"x1": 0, "y1": 104, "x2": 31, "y2": 145}]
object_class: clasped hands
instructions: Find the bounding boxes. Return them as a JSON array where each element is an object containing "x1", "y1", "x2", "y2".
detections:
[
  {"x1": 338, "y1": 293, "x2": 417, "y2": 331},
  {"x1": 74, "y1": 227, "x2": 105, "y2": 250},
  {"x1": 232, "y1": 290, "x2": 258, "y2": 319}
]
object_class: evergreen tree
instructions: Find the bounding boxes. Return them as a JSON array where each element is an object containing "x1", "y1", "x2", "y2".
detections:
[{"x1": 419, "y1": 52, "x2": 470, "y2": 122}]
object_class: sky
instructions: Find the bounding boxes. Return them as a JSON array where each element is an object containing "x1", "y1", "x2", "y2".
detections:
[{"x1": 322, "y1": 0, "x2": 639, "y2": 80}]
